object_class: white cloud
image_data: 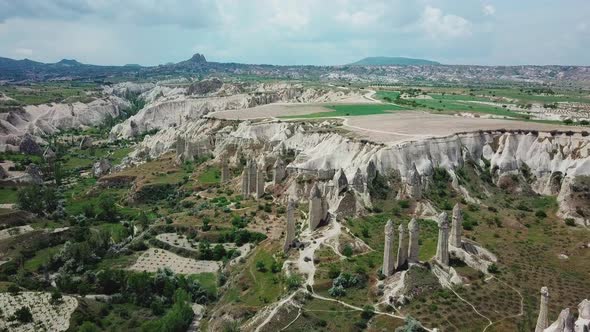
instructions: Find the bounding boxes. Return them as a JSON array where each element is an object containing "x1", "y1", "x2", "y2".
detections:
[
  {"x1": 483, "y1": 4, "x2": 496, "y2": 16},
  {"x1": 419, "y1": 6, "x2": 472, "y2": 39},
  {"x1": 335, "y1": 10, "x2": 381, "y2": 27},
  {"x1": 14, "y1": 47, "x2": 33, "y2": 57}
]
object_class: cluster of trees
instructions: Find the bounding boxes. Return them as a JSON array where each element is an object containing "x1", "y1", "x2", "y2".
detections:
[
  {"x1": 58, "y1": 267, "x2": 215, "y2": 308},
  {"x1": 328, "y1": 272, "x2": 366, "y2": 297},
  {"x1": 16, "y1": 185, "x2": 59, "y2": 216}
]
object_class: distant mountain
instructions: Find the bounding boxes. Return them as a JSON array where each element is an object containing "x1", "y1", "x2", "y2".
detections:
[
  {"x1": 349, "y1": 56, "x2": 440, "y2": 66},
  {"x1": 0, "y1": 53, "x2": 588, "y2": 86},
  {"x1": 56, "y1": 59, "x2": 83, "y2": 66}
]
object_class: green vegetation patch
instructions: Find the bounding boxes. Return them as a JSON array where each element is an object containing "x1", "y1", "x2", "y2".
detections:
[{"x1": 280, "y1": 103, "x2": 407, "y2": 119}]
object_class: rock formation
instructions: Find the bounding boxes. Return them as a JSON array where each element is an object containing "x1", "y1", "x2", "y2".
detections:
[
  {"x1": 575, "y1": 299, "x2": 590, "y2": 332},
  {"x1": 43, "y1": 147, "x2": 56, "y2": 164},
  {"x1": 220, "y1": 155, "x2": 230, "y2": 183},
  {"x1": 396, "y1": 223, "x2": 408, "y2": 270},
  {"x1": 79, "y1": 136, "x2": 93, "y2": 150},
  {"x1": 273, "y1": 158, "x2": 286, "y2": 184},
  {"x1": 352, "y1": 168, "x2": 364, "y2": 192},
  {"x1": 284, "y1": 199, "x2": 296, "y2": 253},
  {"x1": 308, "y1": 183, "x2": 328, "y2": 230},
  {"x1": 382, "y1": 219, "x2": 395, "y2": 277},
  {"x1": 92, "y1": 159, "x2": 112, "y2": 178},
  {"x1": 0, "y1": 165, "x2": 8, "y2": 179},
  {"x1": 401, "y1": 163, "x2": 422, "y2": 199},
  {"x1": 19, "y1": 134, "x2": 42, "y2": 155},
  {"x1": 334, "y1": 168, "x2": 348, "y2": 194},
  {"x1": 435, "y1": 212, "x2": 450, "y2": 266},
  {"x1": 407, "y1": 218, "x2": 420, "y2": 264},
  {"x1": 256, "y1": 163, "x2": 265, "y2": 199},
  {"x1": 241, "y1": 169, "x2": 248, "y2": 197},
  {"x1": 545, "y1": 308, "x2": 574, "y2": 332},
  {"x1": 248, "y1": 160, "x2": 257, "y2": 195},
  {"x1": 450, "y1": 203, "x2": 463, "y2": 248},
  {"x1": 127, "y1": 114, "x2": 590, "y2": 226},
  {"x1": 536, "y1": 287, "x2": 550, "y2": 332}
]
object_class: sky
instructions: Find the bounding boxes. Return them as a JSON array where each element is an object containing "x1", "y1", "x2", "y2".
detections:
[{"x1": 0, "y1": 0, "x2": 588, "y2": 66}]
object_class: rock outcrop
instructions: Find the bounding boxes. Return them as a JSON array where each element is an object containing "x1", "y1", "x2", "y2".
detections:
[
  {"x1": 18, "y1": 134, "x2": 42, "y2": 155},
  {"x1": 127, "y1": 118, "x2": 590, "y2": 225},
  {"x1": 92, "y1": 159, "x2": 112, "y2": 178},
  {"x1": 450, "y1": 203, "x2": 462, "y2": 248},
  {"x1": 0, "y1": 165, "x2": 8, "y2": 179},
  {"x1": 284, "y1": 199, "x2": 296, "y2": 253},
  {"x1": 396, "y1": 223, "x2": 408, "y2": 270},
  {"x1": 273, "y1": 158, "x2": 286, "y2": 184},
  {"x1": 1, "y1": 96, "x2": 129, "y2": 150},
  {"x1": 435, "y1": 212, "x2": 450, "y2": 266},
  {"x1": 407, "y1": 218, "x2": 420, "y2": 264},
  {"x1": 382, "y1": 219, "x2": 395, "y2": 277},
  {"x1": 308, "y1": 183, "x2": 328, "y2": 230},
  {"x1": 536, "y1": 287, "x2": 550, "y2": 332}
]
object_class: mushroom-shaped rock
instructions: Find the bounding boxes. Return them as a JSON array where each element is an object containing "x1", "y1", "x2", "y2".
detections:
[
  {"x1": 435, "y1": 212, "x2": 450, "y2": 266},
  {"x1": 450, "y1": 203, "x2": 462, "y2": 248},
  {"x1": 536, "y1": 287, "x2": 550, "y2": 332},
  {"x1": 545, "y1": 308, "x2": 574, "y2": 332},
  {"x1": 408, "y1": 218, "x2": 420, "y2": 264},
  {"x1": 382, "y1": 219, "x2": 395, "y2": 277}
]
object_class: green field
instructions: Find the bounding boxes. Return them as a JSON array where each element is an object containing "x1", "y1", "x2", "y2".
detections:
[
  {"x1": 0, "y1": 187, "x2": 18, "y2": 204},
  {"x1": 0, "y1": 82, "x2": 99, "y2": 106},
  {"x1": 24, "y1": 244, "x2": 64, "y2": 272},
  {"x1": 280, "y1": 103, "x2": 407, "y2": 119}
]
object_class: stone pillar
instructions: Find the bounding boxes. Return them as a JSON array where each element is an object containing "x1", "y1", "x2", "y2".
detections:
[
  {"x1": 247, "y1": 160, "x2": 257, "y2": 195},
  {"x1": 273, "y1": 158, "x2": 286, "y2": 184},
  {"x1": 396, "y1": 224, "x2": 408, "y2": 270},
  {"x1": 408, "y1": 218, "x2": 420, "y2": 264},
  {"x1": 220, "y1": 155, "x2": 230, "y2": 183},
  {"x1": 256, "y1": 165, "x2": 265, "y2": 199},
  {"x1": 535, "y1": 287, "x2": 550, "y2": 332},
  {"x1": 382, "y1": 219, "x2": 395, "y2": 277},
  {"x1": 450, "y1": 203, "x2": 462, "y2": 248},
  {"x1": 241, "y1": 169, "x2": 249, "y2": 197},
  {"x1": 435, "y1": 212, "x2": 450, "y2": 266},
  {"x1": 284, "y1": 199, "x2": 296, "y2": 253},
  {"x1": 308, "y1": 183, "x2": 327, "y2": 230}
]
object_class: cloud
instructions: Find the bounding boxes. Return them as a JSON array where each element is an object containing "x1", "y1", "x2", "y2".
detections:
[
  {"x1": 419, "y1": 6, "x2": 472, "y2": 39},
  {"x1": 0, "y1": 0, "x2": 221, "y2": 28},
  {"x1": 0, "y1": 0, "x2": 588, "y2": 66},
  {"x1": 14, "y1": 48, "x2": 33, "y2": 57},
  {"x1": 483, "y1": 4, "x2": 495, "y2": 16}
]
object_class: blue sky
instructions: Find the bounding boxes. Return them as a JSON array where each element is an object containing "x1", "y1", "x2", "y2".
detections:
[{"x1": 0, "y1": 0, "x2": 588, "y2": 66}]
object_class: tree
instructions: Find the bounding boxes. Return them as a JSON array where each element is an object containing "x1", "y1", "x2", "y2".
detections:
[
  {"x1": 11, "y1": 306, "x2": 33, "y2": 323},
  {"x1": 255, "y1": 260, "x2": 266, "y2": 272},
  {"x1": 98, "y1": 193, "x2": 118, "y2": 221},
  {"x1": 79, "y1": 322, "x2": 100, "y2": 332},
  {"x1": 342, "y1": 244, "x2": 353, "y2": 258}
]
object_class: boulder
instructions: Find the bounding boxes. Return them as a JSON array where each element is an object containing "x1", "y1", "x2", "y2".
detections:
[
  {"x1": 92, "y1": 159, "x2": 112, "y2": 178},
  {"x1": 79, "y1": 136, "x2": 94, "y2": 150}
]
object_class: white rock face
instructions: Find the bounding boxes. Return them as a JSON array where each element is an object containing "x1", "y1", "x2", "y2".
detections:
[
  {"x1": 0, "y1": 96, "x2": 129, "y2": 151},
  {"x1": 128, "y1": 118, "x2": 590, "y2": 224},
  {"x1": 110, "y1": 82, "x2": 362, "y2": 139}
]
